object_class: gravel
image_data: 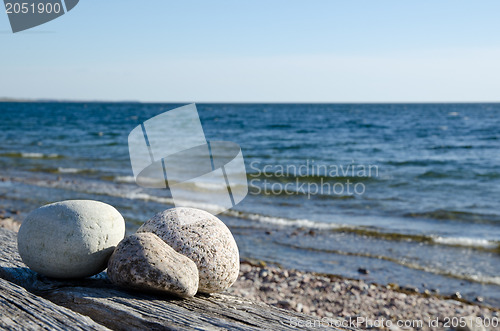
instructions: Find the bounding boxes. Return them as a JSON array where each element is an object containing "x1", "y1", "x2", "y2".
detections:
[{"x1": 225, "y1": 261, "x2": 499, "y2": 330}]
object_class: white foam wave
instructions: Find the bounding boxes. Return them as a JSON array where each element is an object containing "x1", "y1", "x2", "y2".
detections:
[
  {"x1": 57, "y1": 167, "x2": 81, "y2": 174},
  {"x1": 432, "y1": 236, "x2": 498, "y2": 249},
  {"x1": 114, "y1": 176, "x2": 137, "y2": 183},
  {"x1": 19, "y1": 152, "x2": 60, "y2": 158},
  {"x1": 115, "y1": 176, "x2": 165, "y2": 187},
  {"x1": 394, "y1": 259, "x2": 500, "y2": 286},
  {"x1": 120, "y1": 191, "x2": 229, "y2": 214},
  {"x1": 21, "y1": 153, "x2": 43, "y2": 158},
  {"x1": 193, "y1": 181, "x2": 228, "y2": 190},
  {"x1": 465, "y1": 275, "x2": 500, "y2": 286},
  {"x1": 224, "y1": 209, "x2": 343, "y2": 230},
  {"x1": 121, "y1": 191, "x2": 175, "y2": 205},
  {"x1": 21, "y1": 152, "x2": 44, "y2": 158}
]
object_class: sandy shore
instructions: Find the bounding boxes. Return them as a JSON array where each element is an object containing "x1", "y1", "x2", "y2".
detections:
[{"x1": 2, "y1": 214, "x2": 498, "y2": 330}]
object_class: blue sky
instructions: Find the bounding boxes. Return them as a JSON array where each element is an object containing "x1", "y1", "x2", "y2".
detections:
[{"x1": 1, "y1": 1, "x2": 500, "y2": 102}]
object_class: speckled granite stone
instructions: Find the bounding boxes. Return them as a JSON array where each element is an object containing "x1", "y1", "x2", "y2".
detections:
[
  {"x1": 107, "y1": 232, "x2": 199, "y2": 298},
  {"x1": 137, "y1": 208, "x2": 239, "y2": 293}
]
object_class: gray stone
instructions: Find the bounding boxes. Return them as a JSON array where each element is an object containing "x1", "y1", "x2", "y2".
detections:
[
  {"x1": 17, "y1": 200, "x2": 125, "y2": 279},
  {"x1": 138, "y1": 207, "x2": 239, "y2": 293},
  {"x1": 107, "y1": 233, "x2": 199, "y2": 298}
]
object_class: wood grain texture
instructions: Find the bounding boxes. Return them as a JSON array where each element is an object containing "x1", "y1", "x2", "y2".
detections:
[
  {"x1": 0, "y1": 228, "x2": 356, "y2": 330},
  {"x1": 0, "y1": 277, "x2": 110, "y2": 330}
]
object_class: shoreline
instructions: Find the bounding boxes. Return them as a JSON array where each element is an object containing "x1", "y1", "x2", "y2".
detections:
[
  {"x1": 3, "y1": 172, "x2": 500, "y2": 308},
  {"x1": 2, "y1": 215, "x2": 499, "y2": 330},
  {"x1": 227, "y1": 259, "x2": 498, "y2": 330}
]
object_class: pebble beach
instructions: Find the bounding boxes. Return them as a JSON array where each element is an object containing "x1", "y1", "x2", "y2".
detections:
[
  {"x1": 2, "y1": 212, "x2": 498, "y2": 330},
  {"x1": 226, "y1": 261, "x2": 499, "y2": 330}
]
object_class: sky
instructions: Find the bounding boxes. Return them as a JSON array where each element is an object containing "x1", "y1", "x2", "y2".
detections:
[{"x1": 1, "y1": 1, "x2": 500, "y2": 103}]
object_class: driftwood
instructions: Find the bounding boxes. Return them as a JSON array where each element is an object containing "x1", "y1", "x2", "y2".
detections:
[
  {"x1": 0, "y1": 228, "x2": 355, "y2": 330},
  {"x1": 0, "y1": 278, "x2": 110, "y2": 331}
]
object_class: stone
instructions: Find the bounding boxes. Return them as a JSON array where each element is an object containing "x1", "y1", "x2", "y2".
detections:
[
  {"x1": 107, "y1": 233, "x2": 198, "y2": 298},
  {"x1": 138, "y1": 207, "x2": 239, "y2": 293},
  {"x1": 357, "y1": 267, "x2": 369, "y2": 275},
  {"x1": 17, "y1": 200, "x2": 125, "y2": 279}
]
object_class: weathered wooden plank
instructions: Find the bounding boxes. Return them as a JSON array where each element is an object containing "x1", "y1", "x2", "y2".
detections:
[
  {"x1": 0, "y1": 228, "x2": 355, "y2": 330},
  {"x1": 44, "y1": 287, "x2": 297, "y2": 331},
  {"x1": 0, "y1": 277, "x2": 110, "y2": 331}
]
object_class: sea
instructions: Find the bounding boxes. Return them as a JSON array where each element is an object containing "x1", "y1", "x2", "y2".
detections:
[{"x1": 0, "y1": 102, "x2": 499, "y2": 307}]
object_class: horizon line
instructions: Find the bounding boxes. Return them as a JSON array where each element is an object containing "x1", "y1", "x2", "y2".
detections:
[{"x1": 1, "y1": 97, "x2": 500, "y2": 105}]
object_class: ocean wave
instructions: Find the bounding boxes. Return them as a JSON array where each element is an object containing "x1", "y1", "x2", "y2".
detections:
[
  {"x1": 0, "y1": 152, "x2": 62, "y2": 159},
  {"x1": 19, "y1": 176, "x2": 232, "y2": 215},
  {"x1": 121, "y1": 190, "x2": 229, "y2": 214},
  {"x1": 22, "y1": 152, "x2": 46, "y2": 158},
  {"x1": 57, "y1": 167, "x2": 83, "y2": 174},
  {"x1": 475, "y1": 172, "x2": 500, "y2": 179},
  {"x1": 404, "y1": 209, "x2": 500, "y2": 225},
  {"x1": 112, "y1": 173, "x2": 364, "y2": 199},
  {"x1": 416, "y1": 171, "x2": 450, "y2": 179},
  {"x1": 9, "y1": 175, "x2": 500, "y2": 254},
  {"x1": 247, "y1": 173, "x2": 378, "y2": 184},
  {"x1": 277, "y1": 242, "x2": 500, "y2": 286},
  {"x1": 333, "y1": 227, "x2": 500, "y2": 252},
  {"x1": 119, "y1": 192, "x2": 229, "y2": 215},
  {"x1": 114, "y1": 176, "x2": 137, "y2": 183},
  {"x1": 226, "y1": 209, "x2": 500, "y2": 253},
  {"x1": 192, "y1": 181, "x2": 228, "y2": 190},
  {"x1": 344, "y1": 120, "x2": 388, "y2": 129},
  {"x1": 225, "y1": 209, "x2": 344, "y2": 230},
  {"x1": 432, "y1": 236, "x2": 498, "y2": 249},
  {"x1": 428, "y1": 145, "x2": 473, "y2": 150},
  {"x1": 28, "y1": 167, "x2": 95, "y2": 175},
  {"x1": 416, "y1": 170, "x2": 500, "y2": 180},
  {"x1": 114, "y1": 175, "x2": 165, "y2": 187},
  {"x1": 119, "y1": 191, "x2": 175, "y2": 206},
  {"x1": 266, "y1": 124, "x2": 293, "y2": 129},
  {"x1": 385, "y1": 159, "x2": 450, "y2": 167},
  {"x1": 113, "y1": 176, "x2": 241, "y2": 193}
]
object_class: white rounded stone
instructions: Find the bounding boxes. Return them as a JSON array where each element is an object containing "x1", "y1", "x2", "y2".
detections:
[
  {"x1": 17, "y1": 200, "x2": 125, "y2": 279},
  {"x1": 137, "y1": 207, "x2": 239, "y2": 293},
  {"x1": 107, "y1": 232, "x2": 199, "y2": 298}
]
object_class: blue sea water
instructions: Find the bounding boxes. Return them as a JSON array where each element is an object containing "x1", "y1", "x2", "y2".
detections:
[{"x1": 0, "y1": 102, "x2": 499, "y2": 306}]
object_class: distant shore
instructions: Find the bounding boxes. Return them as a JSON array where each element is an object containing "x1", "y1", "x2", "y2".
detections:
[{"x1": 2, "y1": 213, "x2": 498, "y2": 330}]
